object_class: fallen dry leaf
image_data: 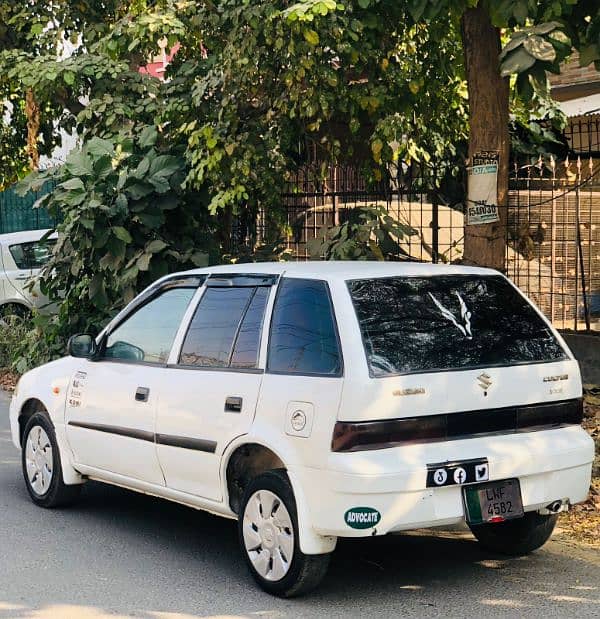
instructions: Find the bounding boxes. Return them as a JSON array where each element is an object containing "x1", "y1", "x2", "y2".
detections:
[{"x1": 0, "y1": 368, "x2": 18, "y2": 392}]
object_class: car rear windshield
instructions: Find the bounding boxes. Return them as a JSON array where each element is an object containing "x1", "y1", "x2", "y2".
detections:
[{"x1": 347, "y1": 275, "x2": 567, "y2": 377}]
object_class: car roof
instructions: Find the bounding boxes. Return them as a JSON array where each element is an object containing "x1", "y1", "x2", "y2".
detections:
[
  {"x1": 181, "y1": 261, "x2": 500, "y2": 281},
  {"x1": 0, "y1": 229, "x2": 56, "y2": 244}
]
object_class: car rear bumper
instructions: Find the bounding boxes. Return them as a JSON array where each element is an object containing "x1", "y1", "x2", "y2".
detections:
[{"x1": 290, "y1": 425, "x2": 594, "y2": 538}]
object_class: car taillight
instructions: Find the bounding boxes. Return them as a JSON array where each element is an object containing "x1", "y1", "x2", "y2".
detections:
[
  {"x1": 331, "y1": 398, "x2": 583, "y2": 453},
  {"x1": 331, "y1": 416, "x2": 446, "y2": 453}
]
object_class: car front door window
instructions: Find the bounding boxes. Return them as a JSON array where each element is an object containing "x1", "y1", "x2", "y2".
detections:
[{"x1": 104, "y1": 287, "x2": 197, "y2": 364}]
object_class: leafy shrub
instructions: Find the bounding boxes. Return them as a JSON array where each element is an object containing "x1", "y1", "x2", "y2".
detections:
[
  {"x1": 9, "y1": 312, "x2": 74, "y2": 375},
  {"x1": 307, "y1": 205, "x2": 416, "y2": 261},
  {"x1": 0, "y1": 318, "x2": 32, "y2": 370},
  {"x1": 17, "y1": 128, "x2": 218, "y2": 345}
]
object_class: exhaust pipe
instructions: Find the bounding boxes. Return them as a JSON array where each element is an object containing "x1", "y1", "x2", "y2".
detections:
[{"x1": 538, "y1": 499, "x2": 569, "y2": 515}]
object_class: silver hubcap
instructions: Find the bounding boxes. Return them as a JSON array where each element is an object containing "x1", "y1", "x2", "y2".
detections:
[
  {"x1": 242, "y1": 490, "x2": 294, "y2": 581},
  {"x1": 25, "y1": 426, "x2": 53, "y2": 496}
]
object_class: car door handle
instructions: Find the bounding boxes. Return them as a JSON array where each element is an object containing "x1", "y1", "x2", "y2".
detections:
[
  {"x1": 135, "y1": 387, "x2": 150, "y2": 402},
  {"x1": 225, "y1": 396, "x2": 243, "y2": 413},
  {"x1": 15, "y1": 275, "x2": 29, "y2": 281}
]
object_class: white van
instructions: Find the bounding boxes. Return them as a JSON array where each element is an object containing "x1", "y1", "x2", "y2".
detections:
[{"x1": 9, "y1": 262, "x2": 594, "y2": 597}]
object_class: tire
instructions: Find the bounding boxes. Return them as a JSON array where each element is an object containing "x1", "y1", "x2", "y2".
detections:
[
  {"x1": 0, "y1": 303, "x2": 31, "y2": 326},
  {"x1": 238, "y1": 469, "x2": 331, "y2": 597},
  {"x1": 469, "y1": 511, "x2": 558, "y2": 556},
  {"x1": 21, "y1": 411, "x2": 81, "y2": 508}
]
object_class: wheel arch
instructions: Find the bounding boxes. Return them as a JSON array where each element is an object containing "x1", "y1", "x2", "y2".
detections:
[
  {"x1": 0, "y1": 300, "x2": 32, "y2": 314},
  {"x1": 222, "y1": 437, "x2": 337, "y2": 555},
  {"x1": 17, "y1": 395, "x2": 84, "y2": 486},
  {"x1": 224, "y1": 441, "x2": 286, "y2": 515},
  {"x1": 18, "y1": 397, "x2": 48, "y2": 447}
]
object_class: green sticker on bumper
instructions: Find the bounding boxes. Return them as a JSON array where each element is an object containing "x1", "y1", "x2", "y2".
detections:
[{"x1": 344, "y1": 507, "x2": 381, "y2": 529}]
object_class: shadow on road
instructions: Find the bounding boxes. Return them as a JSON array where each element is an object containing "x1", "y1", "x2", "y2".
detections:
[{"x1": 1, "y1": 476, "x2": 599, "y2": 618}]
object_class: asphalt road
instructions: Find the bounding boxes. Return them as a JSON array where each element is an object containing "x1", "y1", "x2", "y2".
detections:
[{"x1": 0, "y1": 390, "x2": 598, "y2": 619}]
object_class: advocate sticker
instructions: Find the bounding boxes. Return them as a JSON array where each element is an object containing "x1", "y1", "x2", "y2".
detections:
[{"x1": 344, "y1": 507, "x2": 381, "y2": 530}]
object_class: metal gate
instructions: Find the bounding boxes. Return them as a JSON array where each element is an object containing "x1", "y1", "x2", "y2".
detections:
[{"x1": 279, "y1": 156, "x2": 599, "y2": 332}]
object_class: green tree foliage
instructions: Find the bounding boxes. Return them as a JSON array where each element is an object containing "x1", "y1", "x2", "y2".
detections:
[
  {"x1": 2, "y1": 1, "x2": 598, "y2": 190},
  {"x1": 0, "y1": 106, "x2": 29, "y2": 189},
  {"x1": 11, "y1": 126, "x2": 217, "y2": 371},
  {"x1": 0, "y1": 1, "x2": 176, "y2": 179},
  {"x1": 307, "y1": 205, "x2": 417, "y2": 261},
  {"x1": 17, "y1": 131, "x2": 216, "y2": 334},
  {"x1": 287, "y1": 1, "x2": 599, "y2": 116},
  {"x1": 0, "y1": 0, "x2": 99, "y2": 174},
  {"x1": 2, "y1": 1, "x2": 599, "y2": 370},
  {"x1": 178, "y1": 1, "x2": 468, "y2": 214}
]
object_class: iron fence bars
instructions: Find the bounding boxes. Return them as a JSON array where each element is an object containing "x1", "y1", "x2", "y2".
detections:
[
  {"x1": 280, "y1": 161, "x2": 466, "y2": 264},
  {"x1": 507, "y1": 154, "x2": 599, "y2": 332},
  {"x1": 564, "y1": 114, "x2": 600, "y2": 158},
  {"x1": 279, "y1": 155, "x2": 599, "y2": 332}
]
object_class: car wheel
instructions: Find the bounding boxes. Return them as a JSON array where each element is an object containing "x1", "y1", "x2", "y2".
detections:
[
  {"x1": 0, "y1": 303, "x2": 31, "y2": 326},
  {"x1": 22, "y1": 411, "x2": 81, "y2": 508},
  {"x1": 238, "y1": 469, "x2": 331, "y2": 597},
  {"x1": 469, "y1": 511, "x2": 558, "y2": 556}
]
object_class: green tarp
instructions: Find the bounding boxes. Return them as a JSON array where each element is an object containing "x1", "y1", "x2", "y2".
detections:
[{"x1": 0, "y1": 181, "x2": 57, "y2": 234}]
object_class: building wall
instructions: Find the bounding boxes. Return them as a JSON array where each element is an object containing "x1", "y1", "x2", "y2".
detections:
[{"x1": 551, "y1": 54, "x2": 600, "y2": 101}]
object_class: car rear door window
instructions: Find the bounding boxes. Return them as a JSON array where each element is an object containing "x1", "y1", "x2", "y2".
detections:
[
  {"x1": 230, "y1": 287, "x2": 270, "y2": 369},
  {"x1": 9, "y1": 240, "x2": 56, "y2": 269},
  {"x1": 268, "y1": 278, "x2": 342, "y2": 376},
  {"x1": 179, "y1": 286, "x2": 269, "y2": 369},
  {"x1": 348, "y1": 275, "x2": 568, "y2": 377},
  {"x1": 104, "y1": 287, "x2": 196, "y2": 364}
]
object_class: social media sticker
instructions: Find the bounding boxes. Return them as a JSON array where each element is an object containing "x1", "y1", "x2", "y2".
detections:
[
  {"x1": 433, "y1": 468, "x2": 448, "y2": 486},
  {"x1": 475, "y1": 463, "x2": 489, "y2": 481},
  {"x1": 453, "y1": 467, "x2": 467, "y2": 485}
]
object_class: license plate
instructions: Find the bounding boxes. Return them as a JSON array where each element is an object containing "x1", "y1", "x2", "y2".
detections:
[{"x1": 463, "y1": 478, "x2": 524, "y2": 525}]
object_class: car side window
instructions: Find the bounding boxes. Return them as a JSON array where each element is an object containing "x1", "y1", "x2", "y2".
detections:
[
  {"x1": 9, "y1": 240, "x2": 56, "y2": 270},
  {"x1": 268, "y1": 278, "x2": 342, "y2": 376},
  {"x1": 179, "y1": 286, "x2": 269, "y2": 369},
  {"x1": 103, "y1": 287, "x2": 196, "y2": 364}
]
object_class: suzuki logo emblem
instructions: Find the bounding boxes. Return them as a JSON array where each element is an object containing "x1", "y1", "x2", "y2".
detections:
[{"x1": 477, "y1": 372, "x2": 492, "y2": 391}]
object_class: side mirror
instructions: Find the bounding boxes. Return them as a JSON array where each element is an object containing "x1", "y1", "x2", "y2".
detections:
[{"x1": 67, "y1": 334, "x2": 98, "y2": 359}]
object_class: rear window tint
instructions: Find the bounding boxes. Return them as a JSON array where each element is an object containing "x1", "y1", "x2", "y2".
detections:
[
  {"x1": 348, "y1": 275, "x2": 567, "y2": 377},
  {"x1": 268, "y1": 278, "x2": 342, "y2": 376},
  {"x1": 180, "y1": 287, "x2": 254, "y2": 368},
  {"x1": 230, "y1": 287, "x2": 269, "y2": 369}
]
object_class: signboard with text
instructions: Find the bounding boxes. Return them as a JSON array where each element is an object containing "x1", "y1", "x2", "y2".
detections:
[{"x1": 467, "y1": 150, "x2": 500, "y2": 226}]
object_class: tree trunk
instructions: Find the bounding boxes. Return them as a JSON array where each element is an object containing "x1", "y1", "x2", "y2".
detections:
[
  {"x1": 25, "y1": 88, "x2": 40, "y2": 171},
  {"x1": 218, "y1": 204, "x2": 233, "y2": 255},
  {"x1": 461, "y1": 6, "x2": 509, "y2": 271}
]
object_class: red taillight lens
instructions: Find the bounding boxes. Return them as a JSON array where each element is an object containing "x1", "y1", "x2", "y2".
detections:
[
  {"x1": 331, "y1": 416, "x2": 446, "y2": 453},
  {"x1": 331, "y1": 398, "x2": 583, "y2": 453}
]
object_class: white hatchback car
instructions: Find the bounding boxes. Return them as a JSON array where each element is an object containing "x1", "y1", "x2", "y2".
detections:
[
  {"x1": 0, "y1": 229, "x2": 56, "y2": 319},
  {"x1": 9, "y1": 262, "x2": 594, "y2": 596}
]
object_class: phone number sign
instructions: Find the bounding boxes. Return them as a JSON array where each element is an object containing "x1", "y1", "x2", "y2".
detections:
[{"x1": 467, "y1": 150, "x2": 500, "y2": 226}]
